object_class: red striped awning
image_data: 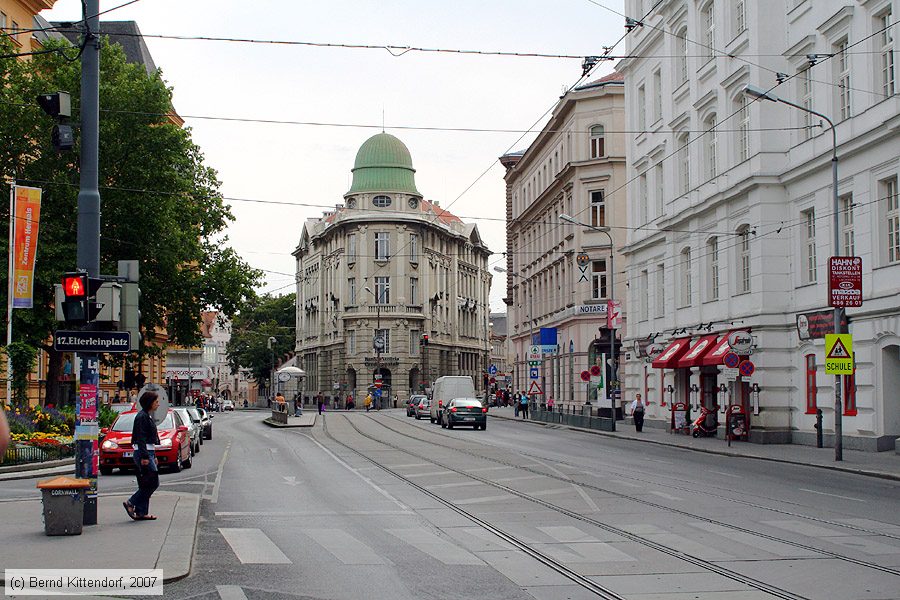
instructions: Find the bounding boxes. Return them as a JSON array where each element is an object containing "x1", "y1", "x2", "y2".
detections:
[
  {"x1": 651, "y1": 337, "x2": 692, "y2": 369},
  {"x1": 675, "y1": 335, "x2": 719, "y2": 368},
  {"x1": 700, "y1": 330, "x2": 748, "y2": 366}
]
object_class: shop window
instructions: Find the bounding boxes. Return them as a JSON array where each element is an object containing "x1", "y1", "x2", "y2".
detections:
[
  {"x1": 843, "y1": 372, "x2": 857, "y2": 416},
  {"x1": 805, "y1": 353, "x2": 817, "y2": 414}
]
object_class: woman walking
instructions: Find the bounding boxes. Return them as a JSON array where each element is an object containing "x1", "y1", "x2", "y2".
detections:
[
  {"x1": 124, "y1": 391, "x2": 161, "y2": 521},
  {"x1": 629, "y1": 393, "x2": 646, "y2": 432}
]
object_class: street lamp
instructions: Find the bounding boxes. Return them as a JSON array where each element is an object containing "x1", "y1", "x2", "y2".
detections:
[
  {"x1": 494, "y1": 266, "x2": 534, "y2": 397},
  {"x1": 744, "y1": 84, "x2": 844, "y2": 461},
  {"x1": 560, "y1": 213, "x2": 617, "y2": 429},
  {"x1": 363, "y1": 285, "x2": 384, "y2": 389}
]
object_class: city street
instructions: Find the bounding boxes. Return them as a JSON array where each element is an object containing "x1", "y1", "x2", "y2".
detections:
[{"x1": 6, "y1": 409, "x2": 897, "y2": 599}]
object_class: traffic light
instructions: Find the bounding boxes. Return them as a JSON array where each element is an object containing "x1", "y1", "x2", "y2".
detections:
[
  {"x1": 421, "y1": 334, "x2": 429, "y2": 346},
  {"x1": 36, "y1": 92, "x2": 74, "y2": 151},
  {"x1": 58, "y1": 272, "x2": 89, "y2": 324}
]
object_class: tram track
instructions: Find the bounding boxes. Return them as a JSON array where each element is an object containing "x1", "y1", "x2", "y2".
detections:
[
  {"x1": 320, "y1": 413, "x2": 816, "y2": 600},
  {"x1": 378, "y1": 417, "x2": 900, "y2": 544}
]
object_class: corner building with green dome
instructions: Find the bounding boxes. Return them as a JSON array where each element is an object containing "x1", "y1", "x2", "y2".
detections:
[{"x1": 293, "y1": 133, "x2": 492, "y2": 404}]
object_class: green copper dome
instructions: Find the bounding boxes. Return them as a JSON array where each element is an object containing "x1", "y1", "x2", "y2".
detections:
[{"x1": 346, "y1": 133, "x2": 422, "y2": 196}]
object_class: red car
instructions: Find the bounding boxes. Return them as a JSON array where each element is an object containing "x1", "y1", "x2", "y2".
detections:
[{"x1": 99, "y1": 409, "x2": 192, "y2": 475}]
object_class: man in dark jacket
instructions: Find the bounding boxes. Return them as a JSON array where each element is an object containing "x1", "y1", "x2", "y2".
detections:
[{"x1": 124, "y1": 391, "x2": 161, "y2": 520}]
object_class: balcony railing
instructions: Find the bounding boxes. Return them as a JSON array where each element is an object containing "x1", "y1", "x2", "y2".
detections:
[{"x1": 342, "y1": 304, "x2": 423, "y2": 315}]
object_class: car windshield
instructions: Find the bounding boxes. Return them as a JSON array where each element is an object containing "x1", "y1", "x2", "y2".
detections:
[
  {"x1": 112, "y1": 412, "x2": 174, "y2": 432},
  {"x1": 453, "y1": 399, "x2": 483, "y2": 408},
  {"x1": 187, "y1": 408, "x2": 201, "y2": 421}
]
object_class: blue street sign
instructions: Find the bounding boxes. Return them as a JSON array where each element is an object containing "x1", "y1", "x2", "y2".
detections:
[
  {"x1": 488, "y1": 364, "x2": 498, "y2": 376},
  {"x1": 374, "y1": 388, "x2": 383, "y2": 398},
  {"x1": 529, "y1": 367, "x2": 539, "y2": 380}
]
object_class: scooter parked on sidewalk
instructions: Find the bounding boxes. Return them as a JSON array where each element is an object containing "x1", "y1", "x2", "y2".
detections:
[{"x1": 691, "y1": 405, "x2": 718, "y2": 438}]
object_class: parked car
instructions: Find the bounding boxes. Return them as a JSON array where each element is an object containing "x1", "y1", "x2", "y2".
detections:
[
  {"x1": 196, "y1": 408, "x2": 213, "y2": 440},
  {"x1": 99, "y1": 409, "x2": 192, "y2": 475},
  {"x1": 441, "y1": 398, "x2": 488, "y2": 430},
  {"x1": 430, "y1": 376, "x2": 476, "y2": 425},
  {"x1": 407, "y1": 395, "x2": 426, "y2": 417},
  {"x1": 222, "y1": 399, "x2": 235, "y2": 411},
  {"x1": 414, "y1": 397, "x2": 431, "y2": 420},
  {"x1": 173, "y1": 407, "x2": 201, "y2": 454}
]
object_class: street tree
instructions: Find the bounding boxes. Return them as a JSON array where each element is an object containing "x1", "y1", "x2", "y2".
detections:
[
  {"x1": 0, "y1": 37, "x2": 261, "y2": 404},
  {"x1": 226, "y1": 293, "x2": 296, "y2": 392}
]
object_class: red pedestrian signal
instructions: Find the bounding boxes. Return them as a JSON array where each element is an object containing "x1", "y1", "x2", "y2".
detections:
[
  {"x1": 63, "y1": 273, "x2": 88, "y2": 298},
  {"x1": 421, "y1": 334, "x2": 429, "y2": 346}
]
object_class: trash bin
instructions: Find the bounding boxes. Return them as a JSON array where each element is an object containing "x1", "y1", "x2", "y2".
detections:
[{"x1": 36, "y1": 476, "x2": 91, "y2": 536}]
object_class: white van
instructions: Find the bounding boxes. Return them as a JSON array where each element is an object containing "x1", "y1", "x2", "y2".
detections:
[{"x1": 430, "y1": 376, "x2": 476, "y2": 425}]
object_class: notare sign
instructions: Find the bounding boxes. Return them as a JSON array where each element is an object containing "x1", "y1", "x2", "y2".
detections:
[
  {"x1": 829, "y1": 256, "x2": 862, "y2": 308},
  {"x1": 53, "y1": 331, "x2": 131, "y2": 353}
]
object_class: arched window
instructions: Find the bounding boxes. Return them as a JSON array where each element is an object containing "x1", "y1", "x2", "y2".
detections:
[
  {"x1": 590, "y1": 125, "x2": 605, "y2": 158},
  {"x1": 737, "y1": 224, "x2": 751, "y2": 293},
  {"x1": 372, "y1": 195, "x2": 392, "y2": 208},
  {"x1": 704, "y1": 114, "x2": 717, "y2": 180}
]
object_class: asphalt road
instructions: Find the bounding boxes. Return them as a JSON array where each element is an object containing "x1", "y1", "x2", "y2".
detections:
[{"x1": 8, "y1": 409, "x2": 897, "y2": 599}]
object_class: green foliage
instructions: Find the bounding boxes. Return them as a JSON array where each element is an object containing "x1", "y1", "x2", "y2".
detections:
[
  {"x1": 226, "y1": 293, "x2": 296, "y2": 384},
  {"x1": 5, "y1": 342, "x2": 36, "y2": 407},
  {"x1": 0, "y1": 36, "x2": 261, "y2": 355}
]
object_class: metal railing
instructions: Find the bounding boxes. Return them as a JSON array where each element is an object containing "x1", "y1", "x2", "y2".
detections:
[{"x1": 3, "y1": 443, "x2": 76, "y2": 466}]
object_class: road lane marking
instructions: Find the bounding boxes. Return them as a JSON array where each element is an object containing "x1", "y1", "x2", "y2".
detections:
[
  {"x1": 302, "y1": 528, "x2": 388, "y2": 564},
  {"x1": 647, "y1": 491, "x2": 684, "y2": 501},
  {"x1": 219, "y1": 528, "x2": 291, "y2": 564},
  {"x1": 384, "y1": 462, "x2": 431, "y2": 468},
  {"x1": 529, "y1": 457, "x2": 599, "y2": 512},
  {"x1": 217, "y1": 585, "x2": 248, "y2": 600},
  {"x1": 299, "y1": 433, "x2": 410, "y2": 511},
  {"x1": 386, "y1": 528, "x2": 482, "y2": 565},
  {"x1": 455, "y1": 493, "x2": 515, "y2": 505},
  {"x1": 799, "y1": 488, "x2": 865, "y2": 502},
  {"x1": 467, "y1": 465, "x2": 514, "y2": 473},
  {"x1": 206, "y1": 441, "x2": 231, "y2": 504},
  {"x1": 406, "y1": 470, "x2": 454, "y2": 478},
  {"x1": 425, "y1": 481, "x2": 484, "y2": 490},
  {"x1": 710, "y1": 470, "x2": 741, "y2": 478}
]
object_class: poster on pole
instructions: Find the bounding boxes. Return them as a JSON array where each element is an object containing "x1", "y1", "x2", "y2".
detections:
[{"x1": 10, "y1": 185, "x2": 42, "y2": 309}]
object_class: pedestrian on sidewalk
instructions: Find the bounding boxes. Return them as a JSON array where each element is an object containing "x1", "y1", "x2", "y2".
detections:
[
  {"x1": 0, "y1": 408, "x2": 9, "y2": 455},
  {"x1": 547, "y1": 396, "x2": 555, "y2": 411},
  {"x1": 519, "y1": 393, "x2": 529, "y2": 419},
  {"x1": 316, "y1": 392, "x2": 324, "y2": 415},
  {"x1": 125, "y1": 391, "x2": 161, "y2": 521},
  {"x1": 629, "y1": 393, "x2": 646, "y2": 432},
  {"x1": 365, "y1": 393, "x2": 373, "y2": 412},
  {"x1": 514, "y1": 391, "x2": 520, "y2": 417},
  {"x1": 294, "y1": 394, "x2": 303, "y2": 417}
]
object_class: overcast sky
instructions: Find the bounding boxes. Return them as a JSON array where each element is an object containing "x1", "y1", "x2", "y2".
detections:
[{"x1": 41, "y1": 0, "x2": 625, "y2": 312}]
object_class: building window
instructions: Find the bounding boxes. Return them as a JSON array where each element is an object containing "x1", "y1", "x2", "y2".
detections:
[
  {"x1": 375, "y1": 329, "x2": 391, "y2": 353},
  {"x1": 10, "y1": 20, "x2": 18, "y2": 43},
  {"x1": 652, "y1": 68, "x2": 662, "y2": 123},
  {"x1": 637, "y1": 84, "x2": 646, "y2": 131},
  {"x1": 840, "y1": 195, "x2": 854, "y2": 256},
  {"x1": 802, "y1": 208, "x2": 817, "y2": 284},
  {"x1": 374, "y1": 276, "x2": 390, "y2": 304},
  {"x1": 409, "y1": 277, "x2": 418, "y2": 305},
  {"x1": 591, "y1": 260, "x2": 608, "y2": 300},
  {"x1": 655, "y1": 163, "x2": 664, "y2": 217},
  {"x1": 705, "y1": 115, "x2": 717, "y2": 180},
  {"x1": 707, "y1": 236, "x2": 719, "y2": 301},
  {"x1": 348, "y1": 278, "x2": 356, "y2": 305},
  {"x1": 410, "y1": 329, "x2": 420, "y2": 357},
  {"x1": 737, "y1": 95, "x2": 750, "y2": 162},
  {"x1": 0, "y1": 13, "x2": 6, "y2": 33},
  {"x1": 679, "y1": 247, "x2": 692, "y2": 307},
  {"x1": 372, "y1": 195, "x2": 392, "y2": 208},
  {"x1": 590, "y1": 125, "x2": 605, "y2": 158},
  {"x1": 656, "y1": 264, "x2": 665, "y2": 317},
  {"x1": 347, "y1": 330, "x2": 356, "y2": 355},
  {"x1": 798, "y1": 67, "x2": 813, "y2": 141},
  {"x1": 678, "y1": 132, "x2": 690, "y2": 194},
  {"x1": 806, "y1": 354, "x2": 817, "y2": 413},
  {"x1": 639, "y1": 174, "x2": 649, "y2": 224},
  {"x1": 639, "y1": 269, "x2": 649, "y2": 321},
  {"x1": 675, "y1": 26, "x2": 688, "y2": 85},
  {"x1": 347, "y1": 233, "x2": 357, "y2": 261},
  {"x1": 880, "y1": 9, "x2": 895, "y2": 97},
  {"x1": 843, "y1": 370, "x2": 857, "y2": 415},
  {"x1": 590, "y1": 190, "x2": 606, "y2": 227},
  {"x1": 374, "y1": 232, "x2": 390, "y2": 260},
  {"x1": 409, "y1": 233, "x2": 418, "y2": 262},
  {"x1": 836, "y1": 38, "x2": 851, "y2": 120},
  {"x1": 733, "y1": 0, "x2": 745, "y2": 37},
  {"x1": 701, "y1": 1, "x2": 715, "y2": 63},
  {"x1": 738, "y1": 225, "x2": 751, "y2": 293},
  {"x1": 885, "y1": 176, "x2": 900, "y2": 263}
]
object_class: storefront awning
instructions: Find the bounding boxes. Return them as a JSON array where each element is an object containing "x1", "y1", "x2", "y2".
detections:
[
  {"x1": 700, "y1": 330, "x2": 748, "y2": 366},
  {"x1": 651, "y1": 337, "x2": 692, "y2": 369},
  {"x1": 675, "y1": 335, "x2": 719, "y2": 368}
]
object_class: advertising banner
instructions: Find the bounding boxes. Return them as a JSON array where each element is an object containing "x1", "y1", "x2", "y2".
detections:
[{"x1": 10, "y1": 185, "x2": 42, "y2": 309}]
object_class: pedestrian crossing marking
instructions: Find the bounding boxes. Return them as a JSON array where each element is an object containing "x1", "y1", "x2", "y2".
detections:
[
  {"x1": 386, "y1": 528, "x2": 483, "y2": 565},
  {"x1": 219, "y1": 528, "x2": 291, "y2": 564},
  {"x1": 302, "y1": 528, "x2": 388, "y2": 564}
]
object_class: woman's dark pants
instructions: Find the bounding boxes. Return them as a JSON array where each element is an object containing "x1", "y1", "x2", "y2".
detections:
[
  {"x1": 129, "y1": 455, "x2": 159, "y2": 517},
  {"x1": 634, "y1": 412, "x2": 645, "y2": 432}
]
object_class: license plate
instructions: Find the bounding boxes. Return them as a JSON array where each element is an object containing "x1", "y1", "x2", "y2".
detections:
[
  {"x1": 462, "y1": 417, "x2": 474, "y2": 421},
  {"x1": 123, "y1": 452, "x2": 133, "y2": 458}
]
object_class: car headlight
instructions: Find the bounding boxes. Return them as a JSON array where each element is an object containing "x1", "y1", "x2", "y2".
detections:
[
  {"x1": 101, "y1": 440, "x2": 118, "y2": 450},
  {"x1": 156, "y1": 438, "x2": 173, "y2": 448}
]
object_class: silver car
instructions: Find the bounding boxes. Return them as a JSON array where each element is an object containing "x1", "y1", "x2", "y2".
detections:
[
  {"x1": 173, "y1": 407, "x2": 201, "y2": 455},
  {"x1": 414, "y1": 397, "x2": 431, "y2": 420}
]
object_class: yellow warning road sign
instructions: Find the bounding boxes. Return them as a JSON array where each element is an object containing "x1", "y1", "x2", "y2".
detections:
[{"x1": 825, "y1": 334, "x2": 853, "y2": 375}]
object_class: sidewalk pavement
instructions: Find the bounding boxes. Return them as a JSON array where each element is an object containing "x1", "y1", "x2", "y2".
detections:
[
  {"x1": 0, "y1": 459, "x2": 75, "y2": 481},
  {"x1": 263, "y1": 412, "x2": 317, "y2": 427},
  {"x1": 489, "y1": 405, "x2": 900, "y2": 481},
  {"x1": 0, "y1": 491, "x2": 199, "y2": 585}
]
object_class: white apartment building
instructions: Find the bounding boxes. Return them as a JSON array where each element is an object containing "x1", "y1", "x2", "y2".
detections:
[
  {"x1": 501, "y1": 73, "x2": 627, "y2": 407},
  {"x1": 619, "y1": 0, "x2": 900, "y2": 450},
  {"x1": 294, "y1": 133, "x2": 492, "y2": 404}
]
